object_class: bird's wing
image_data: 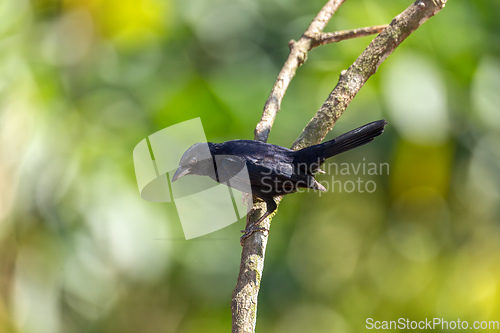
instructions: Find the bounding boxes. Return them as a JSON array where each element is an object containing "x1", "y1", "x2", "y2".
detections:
[
  {"x1": 251, "y1": 157, "x2": 312, "y2": 189},
  {"x1": 252, "y1": 158, "x2": 294, "y2": 178},
  {"x1": 217, "y1": 153, "x2": 322, "y2": 198},
  {"x1": 218, "y1": 155, "x2": 296, "y2": 187}
]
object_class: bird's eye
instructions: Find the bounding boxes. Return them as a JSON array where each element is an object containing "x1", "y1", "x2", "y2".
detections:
[{"x1": 189, "y1": 157, "x2": 197, "y2": 165}]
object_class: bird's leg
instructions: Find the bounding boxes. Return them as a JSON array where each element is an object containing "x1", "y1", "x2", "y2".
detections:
[
  {"x1": 240, "y1": 198, "x2": 277, "y2": 245},
  {"x1": 240, "y1": 213, "x2": 270, "y2": 245}
]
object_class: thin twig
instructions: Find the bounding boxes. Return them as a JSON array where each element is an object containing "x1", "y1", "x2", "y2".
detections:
[
  {"x1": 309, "y1": 25, "x2": 388, "y2": 49},
  {"x1": 232, "y1": 1, "x2": 448, "y2": 332}
]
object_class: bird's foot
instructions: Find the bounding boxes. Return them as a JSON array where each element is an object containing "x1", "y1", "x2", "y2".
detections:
[{"x1": 240, "y1": 225, "x2": 269, "y2": 246}]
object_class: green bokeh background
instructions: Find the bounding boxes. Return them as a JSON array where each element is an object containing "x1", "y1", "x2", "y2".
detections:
[{"x1": 1, "y1": 0, "x2": 500, "y2": 332}]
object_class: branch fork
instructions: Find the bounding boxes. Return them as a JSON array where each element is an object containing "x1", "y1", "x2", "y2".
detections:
[{"x1": 233, "y1": 1, "x2": 448, "y2": 332}]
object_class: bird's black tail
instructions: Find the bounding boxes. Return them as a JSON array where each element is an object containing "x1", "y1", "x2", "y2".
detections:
[{"x1": 297, "y1": 120, "x2": 387, "y2": 164}]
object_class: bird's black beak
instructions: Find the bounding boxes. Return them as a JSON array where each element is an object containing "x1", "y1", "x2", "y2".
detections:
[{"x1": 171, "y1": 166, "x2": 190, "y2": 182}]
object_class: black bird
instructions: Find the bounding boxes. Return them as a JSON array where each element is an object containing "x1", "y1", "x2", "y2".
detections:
[{"x1": 172, "y1": 120, "x2": 387, "y2": 241}]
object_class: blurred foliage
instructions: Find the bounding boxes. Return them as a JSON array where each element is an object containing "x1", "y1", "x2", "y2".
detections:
[{"x1": 1, "y1": 0, "x2": 500, "y2": 332}]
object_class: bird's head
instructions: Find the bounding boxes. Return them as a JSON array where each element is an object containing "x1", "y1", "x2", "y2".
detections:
[{"x1": 171, "y1": 142, "x2": 215, "y2": 182}]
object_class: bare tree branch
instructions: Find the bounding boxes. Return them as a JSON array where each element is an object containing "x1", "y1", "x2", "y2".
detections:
[
  {"x1": 292, "y1": 0, "x2": 448, "y2": 150},
  {"x1": 254, "y1": 0, "x2": 346, "y2": 143},
  {"x1": 232, "y1": 1, "x2": 448, "y2": 332}
]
